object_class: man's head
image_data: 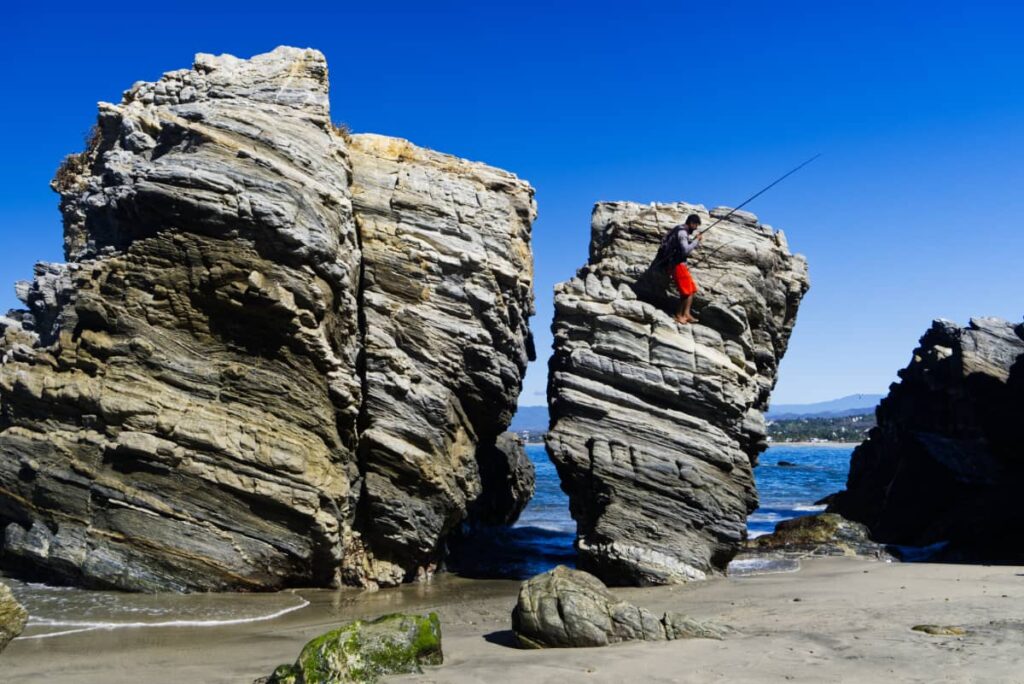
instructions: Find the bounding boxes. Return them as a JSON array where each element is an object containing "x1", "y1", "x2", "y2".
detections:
[{"x1": 685, "y1": 214, "x2": 701, "y2": 232}]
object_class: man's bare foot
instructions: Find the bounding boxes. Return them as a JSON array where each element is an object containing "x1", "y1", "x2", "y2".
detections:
[
  {"x1": 674, "y1": 314, "x2": 688, "y2": 324},
  {"x1": 684, "y1": 314, "x2": 699, "y2": 324}
]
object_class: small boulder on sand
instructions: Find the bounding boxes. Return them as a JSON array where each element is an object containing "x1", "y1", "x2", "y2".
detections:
[{"x1": 511, "y1": 565, "x2": 727, "y2": 648}]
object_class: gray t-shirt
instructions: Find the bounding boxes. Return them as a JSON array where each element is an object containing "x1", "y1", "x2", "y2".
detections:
[{"x1": 675, "y1": 226, "x2": 700, "y2": 263}]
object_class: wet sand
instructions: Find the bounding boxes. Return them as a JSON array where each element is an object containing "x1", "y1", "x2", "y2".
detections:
[{"x1": 5, "y1": 557, "x2": 1024, "y2": 682}]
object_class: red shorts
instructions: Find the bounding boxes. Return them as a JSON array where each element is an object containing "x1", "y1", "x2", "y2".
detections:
[{"x1": 673, "y1": 263, "x2": 697, "y2": 297}]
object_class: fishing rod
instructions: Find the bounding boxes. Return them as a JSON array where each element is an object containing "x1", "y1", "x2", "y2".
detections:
[{"x1": 696, "y1": 153, "x2": 821, "y2": 237}]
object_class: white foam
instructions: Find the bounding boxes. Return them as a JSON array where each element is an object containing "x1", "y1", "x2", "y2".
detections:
[
  {"x1": 19, "y1": 595, "x2": 310, "y2": 640},
  {"x1": 747, "y1": 512, "x2": 782, "y2": 522},
  {"x1": 727, "y1": 557, "x2": 801, "y2": 576},
  {"x1": 792, "y1": 504, "x2": 827, "y2": 512}
]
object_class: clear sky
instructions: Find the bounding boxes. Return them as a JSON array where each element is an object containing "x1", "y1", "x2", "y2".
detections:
[{"x1": 2, "y1": 1, "x2": 1022, "y2": 406}]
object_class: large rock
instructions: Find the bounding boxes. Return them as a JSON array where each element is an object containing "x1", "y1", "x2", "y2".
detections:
[
  {"x1": 829, "y1": 318, "x2": 1024, "y2": 560},
  {"x1": 0, "y1": 48, "x2": 534, "y2": 591},
  {"x1": 546, "y1": 202, "x2": 809, "y2": 585},
  {"x1": 0, "y1": 580, "x2": 28, "y2": 653},
  {"x1": 343, "y1": 136, "x2": 535, "y2": 585},
  {"x1": 511, "y1": 565, "x2": 726, "y2": 648},
  {"x1": 260, "y1": 612, "x2": 442, "y2": 684}
]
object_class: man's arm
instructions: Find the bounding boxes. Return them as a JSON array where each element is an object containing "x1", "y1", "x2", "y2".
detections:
[{"x1": 678, "y1": 230, "x2": 700, "y2": 257}]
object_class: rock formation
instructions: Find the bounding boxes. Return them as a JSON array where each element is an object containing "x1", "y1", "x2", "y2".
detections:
[
  {"x1": 0, "y1": 47, "x2": 535, "y2": 591},
  {"x1": 546, "y1": 203, "x2": 809, "y2": 585},
  {"x1": 511, "y1": 565, "x2": 726, "y2": 648},
  {"x1": 829, "y1": 317, "x2": 1024, "y2": 560}
]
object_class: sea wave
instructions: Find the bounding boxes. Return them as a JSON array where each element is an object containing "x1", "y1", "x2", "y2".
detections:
[
  {"x1": 792, "y1": 504, "x2": 827, "y2": 512},
  {"x1": 18, "y1": 595, "x2": 310, "y2": 640},
  {"x1": 726, "y1": 557, "x2": 801, "y2": 576}
]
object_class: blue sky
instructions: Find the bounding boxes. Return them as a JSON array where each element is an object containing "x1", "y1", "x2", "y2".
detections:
[{"x1": 2, "y1": 1, "x2": 1022, "y2": 406}]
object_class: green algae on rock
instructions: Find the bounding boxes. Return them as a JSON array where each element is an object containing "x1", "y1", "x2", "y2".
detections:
[
  {"x1": 747, "y1": 513, "x2": 894, "y2": 560},
  {"x1": 0, "y1": 580, "x2": 28, "y2": 653},
  {"x1": 261, "y1": 612, "x2": 442, "y2": 683}
]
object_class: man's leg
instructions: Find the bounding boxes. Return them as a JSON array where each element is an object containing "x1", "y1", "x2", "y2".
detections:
[
  {"x1": 681, "y1": 294, "x2": 696, "y2": 323},
  {"x1": 674, "y1": 297, "x2": 687, "y2": 323}
]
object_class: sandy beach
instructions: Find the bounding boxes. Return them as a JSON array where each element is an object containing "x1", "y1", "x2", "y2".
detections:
[{"x1": 5, "y1": 557, "x2": 1023, "y2": 683}]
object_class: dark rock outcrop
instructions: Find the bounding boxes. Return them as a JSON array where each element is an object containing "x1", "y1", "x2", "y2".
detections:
[
  {"x1": 829, "y1": 317, "x2": 1024, "y2": 561},
  {"x1": 546, "y1": 203, "x2": 809, "y2": 585},
  {"x1": 0, "y1": 48, "x2": 534, "y2": 591},
  {"x1": 511, "y1": 565, "x2": 727, "y2": 648}
]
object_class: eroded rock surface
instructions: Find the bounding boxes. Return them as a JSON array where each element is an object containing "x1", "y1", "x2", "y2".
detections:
[
  {"x1": 511, "y1": 565, "x2": 726, "y2": 648},
  {"x1": 546, "y1": 202, "x2": 808, "y2": 585},
  {"x1": 0, "y1": 47, "x2": 535, "y2": 591},
  {"x1": 829, "y1": 317, "x2": 1024, "y2": 561}
]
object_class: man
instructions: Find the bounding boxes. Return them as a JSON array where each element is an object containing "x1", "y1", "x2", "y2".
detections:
[{"x1": 668, "y1": 214, "x2": 702, "y2": 324}]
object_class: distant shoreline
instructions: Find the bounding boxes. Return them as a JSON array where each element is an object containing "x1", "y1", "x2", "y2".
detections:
[
  {"x1": 528, "y1": 444, "x2": 856, "y2": 448},
  {"x1": 524, "y1": 440, "x2": 858, "y2": 448},
  {"x1": 769, "y1": 441, "x2": 859, "y2": 447}
]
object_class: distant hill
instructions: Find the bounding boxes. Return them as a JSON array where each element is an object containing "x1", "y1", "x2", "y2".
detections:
[
  {"x1": 766, "y1": 393, "x2": 884, "y2": 420},
  {"x1": 510, "y1": 405, "x2": 549, "y2": 432},
  {"x1": 513, "y1": 395, "x2": 882, "y2": 432}
]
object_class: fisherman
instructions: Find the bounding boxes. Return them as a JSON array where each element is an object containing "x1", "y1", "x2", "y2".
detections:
[{"x1": 659, "y1": 214, "x2": 703, "y2": 324}]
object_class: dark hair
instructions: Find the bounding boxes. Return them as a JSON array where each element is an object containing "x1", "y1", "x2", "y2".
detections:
[{"x1": 686, "y1": 214, "x2": 702, "y2": 226}]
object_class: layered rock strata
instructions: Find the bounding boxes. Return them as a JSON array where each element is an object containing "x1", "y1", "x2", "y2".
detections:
[
  {"x1": 829, "y1": 317, "x2": 1024, "y2": 560},
  {"x1": 0, "y1": 47, "x2": 535, "y2": 591},
  {"x1": 546, "y1": 202, "x2": 808, "y2": 585}
]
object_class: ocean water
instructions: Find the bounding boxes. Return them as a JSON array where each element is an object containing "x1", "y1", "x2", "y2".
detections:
[
  {"x1": 516, "y1": 443, "x2": 853, "y2": 541},
  {"x1": 746, "y1": 444, "x2": 854, "y2": 537},
  {"x1": 5, "y1": 443, "x2": 853, "y2": 639},
  {"x1": 452, "y1": 443, "x2": 853, "y2": 579}
]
